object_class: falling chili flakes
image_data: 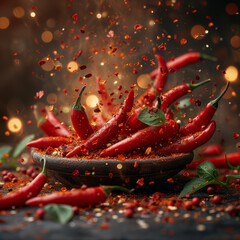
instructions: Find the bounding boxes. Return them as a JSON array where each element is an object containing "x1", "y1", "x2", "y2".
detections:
[
  {"x1": 72, "y1": 13, "x2": 78, "y2": 21},
  {"x1": 72, "y1": 169, "x2": 79, "y2": 176},
  {"x1": 38, "y1": 60, "x2": 46, "y2": 66},
  {"x1": 136, "y1": 178, "x2": 144, "y2": 187},
  {"x1": 233, "y1": 132, "x2": 239, "y2": 139},
  {"x1": 180, "y1": 38, "x2": 187, "y2": 45},
  {"x1": 35, "y1": 90, "x2": 44, "y2": 99},
  {"x1": 85, "y1": 73, "x2": 92, "y2": 78},
  {"x1": 134, "y1": 24, "x2": 143, "y2": 30},
  {"x1": 134, "y1": 161, "x2": 139, "y2": 168},
  {"x1": 141, "y1": 56, "x2": 148, "y2": 61},
  {"x1": 107, "y1": 30, "x2": 114, "y2": 38},
  {"x1": 79, "y1": 65, "x2": 87, "y2": 70}
]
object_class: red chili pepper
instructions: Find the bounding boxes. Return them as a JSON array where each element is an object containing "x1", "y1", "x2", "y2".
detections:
[
  {"x1": 27, "y1": 136, "x2": 71, "y2": 149},
  {"x1": 34, "y1": 108, "x2": 71, "y2": 137},
  {"x1": 71, "y1": 86, "x2": 94, "y2": 140},
  {"x1": 100, "y1": 120, "x2": 179, "y2": 157},
  {"x1": 25, "y1": 186, "x2": 129, "y2": 207},
  {"x1": 66, "y1": 89, "x2": 134, "y2": 157},
  {"x1": 186, "y1": 152, "x2": 240, "y2": 170},
  {"x1": 179, "y1": 81, "x2": 229, "y2": 137},
  {"x1": 91, "y1": 112, "x2": 106, "y2": 130},
  {"x1": 136, "y1": 55, "x2": 168, "y2": 107},
  {"x1": 97, "y1": 77, "x2": 115, "y2": 116},
  {"x1": 198, "y1": 143, "x2": 223, "y2": 157},
  {"x1": 0, "y1": 158, "x2": 47, "y2": 210},
  {"x1": 164, "y1": 108, "x2": 174, "y2": 121},
  {"x1": 160, "y1": 79, "x2": 210, "y2": 112},
  {"x1": 150, "y1": 52, "x2": 217, "y2": 79},
  {"x1": 155, "y1": 121, "x2": 216, "y2": 156}
]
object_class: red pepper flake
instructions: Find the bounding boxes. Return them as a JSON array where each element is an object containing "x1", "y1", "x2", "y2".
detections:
[
  {"x1": 27, "y1": 120, "x2": 32, "y2": 125},
  {"x1": 72, "y1": 169, "x2": 79, "y2": 176},
  {"x1": 167, "y1": 178, "x2": 174, "y2": 183},
  {"x1": 114, "y1": 72, "x2": 119, "y2": 76},
  {"x1": 35, "y1": 90, "x2": 44, "y2": 99},
  {"x1": 109, "y1": 172, "x2": 113, "y2": 178},
  {"x1": 80, "y1": 29, "x2": 85, "y2": 33},
  {"x1": 72, "y1": 13, "x2": 78, "y2": 21},
  {"x1": 73, "y1": 35, "x2": 80, "y2": 40},
  {"x1": 180, "y1": 38, "x2": 187, "y2": 45},
  {"x1": 145, "y1": 147, "x2": 152, "y2": 155},
  {"x1": 183, "y1": 171, "x2": 189, "y2": 177},
  {"x1": 38, "y1": 60, "x2": 46, "y2": 66},
  {"x1": 134, "y1": 161, "x2": 139, "y2": 168},
  {"x1": 107, "y1": 30, "x2": 114, "y2": 38},
  {"x1": 141, "y1": 55, "x2": 148, "y2": 61},
  {"x1": 99, "y1": 222, "x2": 109, "y2": 230},
  {"x1": 195, "y1": 98, "x2": 201, "y2": 106},
  {"x1": 133, "y1": 68, "x2": 138, "y2": 74},
  {"x1": 79, "y1": 65, "x2": 87, "y2": 70},
  {"x1": 85, "y1": 170, "x2": 91, "y2": 176},
  {"x1": 32, "y1": 6, "x2": 37, "y2": 9},
  {"x1": 63, "y1": 89, "x2": 68, "y2": 95},
  {"x1": 2, "y1": 116, "x2": 8, "y2": 120},
  {"x1": 61, "y1": 187, "x2": 67, "y2": 192},
  {"x1": 233, "y1": 132, "x2": 239, "y2": 139},
  {"x1": 85, "y1": 73, "x2": 92, "y2": 78},
  {"x1": 136, "y1": 178, "x2": 144, "y2": 187},
  {"x1": 134, "y1": 24, "x2": 143, "y2": 30},
  {"x1": 173, "y1": 19, "x2": 178, "y2": 23}
]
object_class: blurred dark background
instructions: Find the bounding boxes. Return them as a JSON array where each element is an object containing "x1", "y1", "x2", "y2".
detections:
[{"x1": 0, "y1": 0, "x2": 239, "y2": 152}]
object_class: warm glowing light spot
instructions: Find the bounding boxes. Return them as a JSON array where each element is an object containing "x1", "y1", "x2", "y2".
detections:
[
  {"x1": 100, "y1": 62, "x2": 105, "y2": 66},
  {"x1": 96, "y1": 13, "x2": 102, "y2": 19},
  {"x1": 230, "y1": 35, "x2": 240, "y2": 48},
  {"x1": 62, "y1": 106, "x2": 71, "y2": 114},
  {"x1": 47, "y1": 93, "x2": 58, "y2": 104},
  {"x1": 86, "y1": 95, "x2": 99, "y2": 108},
  {"x1": 30, "y1": 12, "x2": 36, "y2": 18},
  {"x1": 67, "y1": 61, "x2": 79, "y2": 73},
  {"x1": 224, "y1": 66, "x2": 238, "y2": 82},
  {"x1": 137, "y1": 74, "x2": 152, "y2": 89},
  {"x1": 41, "y1": 57, "x2": 54, "y2": 71},
  {"x1": 226, "y1": 3, "x2": 238, "y2": 15},
  {"x1": 232, "y1": 91, "x2": 237, "y2": 97},
  {"x1": 41, "y1": 30, "x2": 53, "y2": 43},
  {"x1": 117, "y1": 164, "x2": 123, "y2": 169},
  {"x1": 7, "y1": 118, "x2": 22, "y2": 133},
  {"x1": 13, "y1": 7, "x2": 25, "y2": 18},
  {"x1": 46, "y1": 18, "x2": 56, "y2": 28},
  {"x1": 191, "y1": 25, "x2": 206, "y2": 40},
  {"x1": 0, "y1": 17, "x2": 10, "y2": 29},
  {"x1": 149, "y1": 20, "x2": 155, "y2": 26}
]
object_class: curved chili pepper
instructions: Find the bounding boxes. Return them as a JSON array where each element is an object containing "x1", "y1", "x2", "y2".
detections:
[
  {"x1": 179, "y1": 81, "x2": 229, "y2": 137},
  {"x1": 66, "y1": 89, "x2": 134, "y2": 157},
  {"x1": 0, "y1": 158, "x2": 47, "y2": 210},
  {"x1": 155, "y1": 121, "x2": 216, "y2": 156},
  {"x1": 71, "y1": 86, "x2": 93, "y2": 140},
  {"x1": 198, "y1": 143, "x2": 223, "y2": 157},
  {"x1": 160, "y1": 79, "x2": 210, "y2": 112},
  {"x1": 100, "y1": 120, "x2": 179, "y2": 157},
  {"x1": 97, "y1": 77, "x2": 115, "y2": 116},
  {"x1": 25, "y1": 186, "x2": 129, "y2": 207},
  {"x1": 27, "y1": 136, "x2": 71, "y2": 149},
  {"x1": 136, "y1": 55, "x2": 168, "y2": 107},
  {"x1": 150, "y1": 52, "x2": 217, "y2": 79},
  {"x1": 122, "y1": 80, "x2": 209, "y2": 135},
  {"x1": 187, "y1": 152, "x2": 240, "y2": 170},
  {"x1": 34, "y1": 108, "x2": 71, "y2": 137},
  {"x1": 91, "y1": 112, "x2": 106, "y2": 130}
]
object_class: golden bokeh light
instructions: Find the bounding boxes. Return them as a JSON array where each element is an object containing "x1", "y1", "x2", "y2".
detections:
[
  {"x1": 7, "y1": 117, "x2": 22, "y2": 133},
  {"x1": 224, "y1": 66, "x2": 238, "y2": 82},
  {"x1": 67, "y1": 61, "x2": 79, "y2": 73},
  {"x1": 0, "y1": 17, "x2": 10, "y2": 29},
  {"x1": 86, "y1": 95, "x2": 99, "y2": 108},
  {"x1": 191, "y1": 25, "x2": 206, "y2": 40},
  {"x1": 225, "y1": 3, "x2": 238, "y2": 15},
  {"x1": 47, "y1": 93, "x2": 58, "y2": 104},
  {"x1": 230, "y1": 35, "x2": 240, "y2": 48},
  {"x1": 41, "y1": 30, "x2": 53, "y2": 43},
  {"x1": 30, "y1": 12, "x2": 36, "y2": 18},
  {"x1": 137, "y1": 74, "x2": 152, "y2": 89},
  {"x1": 41, "y1": 57, "x2": 55, "y2": 71},
  {"x1": 13, "y1": 7, "x2": 25, "y2": 18}
]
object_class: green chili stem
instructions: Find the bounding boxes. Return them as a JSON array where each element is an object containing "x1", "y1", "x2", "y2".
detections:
[
  {"x1": 72, "y1": 86, "x2": 86, "y2": 111},
  {"x1": 187, "y1": 79, "x2": 211, "y2": 91},
  {"x1": 102, "y1": 185, "x2": 130, "y2": 196},
  {"x1": 199, "y1": 53, "x2": 218, "y2": 62},
  {"x1": 211, "y1": 81, "x2": 230, "y2": 108}
]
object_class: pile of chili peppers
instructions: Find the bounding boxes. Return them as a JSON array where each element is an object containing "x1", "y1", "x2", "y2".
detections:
[{"x1": 27, "y1": 51, "x2": 229, "y2": 160}]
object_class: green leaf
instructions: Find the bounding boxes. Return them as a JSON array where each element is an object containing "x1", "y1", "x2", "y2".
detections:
[
  {"x1": 44, "y1": 204, "x2": 73, "y2": 224},
  {"x1": 179, "y1": 178, "x2": 216, "y2": 198},
  {"x1": 0, "y1": 145, "x2": 12, "y2": 159},
  {"x1": 225, "y1": 175, "x2": 240, "y2": 185},
  {"x1": 137, "y1": 108, "x2": 165, "y2": 126},
  {"x1": 197, "y1": 161, "x2": 218, "y2": 180},
  {"x1": 12, "y1": 134, "x2": 35, "y2": 159}
]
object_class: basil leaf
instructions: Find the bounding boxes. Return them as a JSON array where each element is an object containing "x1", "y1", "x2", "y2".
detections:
[
  {"x1": 12, "y1": 134, "x2": 35, "y2": 159},
  {"x1": 197, "y1": 161, "x2": 218, "y2": 180},
  {"x1": 179, "y1": 178, "x2": 216, "y2": 198},
  {"x1": 0, "y1": 145, "x2": 12, "y2": 159},
  {"x1": 44, "y1": 204, "x2": 73, "y2": 224},
  {"x1": 225, "y1": 175, "x2": 240, "y2": 185},
  {"x1": 137, "y1": 108, "x2": 165, "y2": 126}
]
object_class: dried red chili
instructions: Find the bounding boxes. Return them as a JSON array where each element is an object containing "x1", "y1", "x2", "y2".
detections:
[
  {"x1": 66, "y1": 89, "x2": 134, "y2": 157},
  {"x1": 100, "y1": 120, "x2": 179, "y2": 157},
  {"x1": 25, "y1": 186, "x2": 129, "y2": 208},
  {"x1": 179, "y1": 81, "x2": 229, "y2": 137},
  {"x1": 0, "y1": 158, "x2": 47, "y2": 210},
  {"x1": 155, "y1": 121, "x2": 216, "y2": 156},
  {"x1": 71, "y1": 86, "x2": 94, "y2": 140},
  {"x1": 27, "y1": 136, "x2": 71, "y2": 149}
]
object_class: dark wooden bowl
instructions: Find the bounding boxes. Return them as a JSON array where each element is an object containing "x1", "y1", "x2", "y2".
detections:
[{"x1": 31, "y1": 149, "x2": 193, "y2": 188}]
